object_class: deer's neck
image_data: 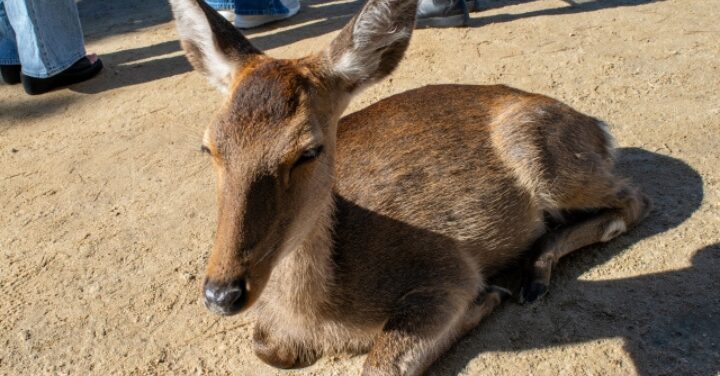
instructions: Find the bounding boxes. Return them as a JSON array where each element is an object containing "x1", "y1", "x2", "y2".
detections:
[{"x1": 269, "y1": 191, "x2": 336, "y2": 316}]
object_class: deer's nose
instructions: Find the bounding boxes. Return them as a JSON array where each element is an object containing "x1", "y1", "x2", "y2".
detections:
[{"x1": 204, "y1": 278, "x2": 247, "y2": 315}]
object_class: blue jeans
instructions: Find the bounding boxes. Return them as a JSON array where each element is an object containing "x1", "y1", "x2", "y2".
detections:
[
  {"x1": 0, "y1": 0, "x2": 86, "y2": 78},
  {"x1": 206, "y1": 0, "x2": 293, "y2": 16}
]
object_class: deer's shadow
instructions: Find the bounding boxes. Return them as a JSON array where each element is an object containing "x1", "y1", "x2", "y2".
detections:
[{"x1": 425, "y1": 147, "x2": 717, "y2": 375}]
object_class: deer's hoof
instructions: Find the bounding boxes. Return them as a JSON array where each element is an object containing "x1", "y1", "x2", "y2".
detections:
[{"x1": 520, "y1": 281, "x2": 548, "y2": 304}]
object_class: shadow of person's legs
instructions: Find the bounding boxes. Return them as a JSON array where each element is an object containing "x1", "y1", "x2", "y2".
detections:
[
  {"x1": 70, "y1": 41, "x2": 192, "y2": 94},
  {"x1": 470, "y1": 0, "x2": 667, "y2": 27},
  {"x1": 0, "y1": 96, "x2": 79, "y2": 127},
  {"x1": 78, "y1": 0, "x2": 173, "y2": 42}
]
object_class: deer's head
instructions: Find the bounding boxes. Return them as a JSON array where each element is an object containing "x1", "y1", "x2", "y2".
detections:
[{"x1": 170, "y1": 0, "x2": 416, "y2": 315}]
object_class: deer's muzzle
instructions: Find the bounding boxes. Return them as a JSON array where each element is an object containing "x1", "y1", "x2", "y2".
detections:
[{"x1": 203, "y1": 278, "x2": 248, "y2": 315}]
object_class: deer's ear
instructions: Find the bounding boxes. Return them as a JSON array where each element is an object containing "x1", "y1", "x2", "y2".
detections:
[
  {"x1": 170, "y1": 0, "x2": 262, "y2": 93},
  {"x1": 325, "y1": 0, "x2": 417, "y2": 93}
]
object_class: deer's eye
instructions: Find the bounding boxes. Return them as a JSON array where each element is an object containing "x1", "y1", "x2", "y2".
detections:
[
  {"x1": 294, "y1": 146, "x2": 323, "y2": 167},
  {"x1": 200, "y1": 145, "x2": 211, "y2": 155}
]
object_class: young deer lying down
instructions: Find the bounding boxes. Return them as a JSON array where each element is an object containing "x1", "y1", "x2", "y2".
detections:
[{"x1": 170, "y1": 0, "x2": 650, "y2": 374}]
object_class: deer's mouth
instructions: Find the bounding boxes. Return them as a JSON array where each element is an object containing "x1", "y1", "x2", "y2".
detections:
[{"x1": 202, "y1": 250, "x2": 278, "y2": 316}]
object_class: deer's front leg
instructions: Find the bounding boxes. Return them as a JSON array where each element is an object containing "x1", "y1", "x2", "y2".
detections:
[
  {"x1": 252, "y1": 324, "x2": 319, "y2": 369},
  {"x1": 361, "y1": 290, "x2": 470, "y2": 376},
  {"x1": 362, "y1": 286, "x2": 510, "y2": 376}
]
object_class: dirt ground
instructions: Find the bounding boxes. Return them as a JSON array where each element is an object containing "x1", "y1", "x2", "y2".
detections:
[{"x1": 1, "y1": 0, "x2": 719, "y2": 374}]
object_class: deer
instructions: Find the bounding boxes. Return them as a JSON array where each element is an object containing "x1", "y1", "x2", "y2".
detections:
[{"x1": 169, "y1": 0, "x2": 651, "y2": 374}]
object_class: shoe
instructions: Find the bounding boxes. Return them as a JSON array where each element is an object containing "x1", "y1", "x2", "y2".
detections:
[
  {"x1": 1, "y1": 64, "x2": 21, "y2": 85},
  {"x1": 218, "y1": 10, "x2": 235, "y2": 22},
  {"x1": 234, "y1": 0, "x2": 300, "y2": 29},
  {"x1": 22, "y1": 55, "x2": 103, "y2": 95},
  {"x1": 416, "y1": 0, "x2": 469, "y2": 28}
]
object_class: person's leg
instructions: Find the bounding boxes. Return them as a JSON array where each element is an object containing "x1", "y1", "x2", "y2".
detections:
[
  {"x1": 0, "y1": 0, "x2": 22, "y2": 84},
  {"x1": 3, "y1": 0, "x2": 86, "y2": 78},
  {"x1": 3, "y1": 0, "x2": 102, "y2": 94},
  {"x1": 416, "y1": 0, "x2": 470, "y2": 28},
  {"x1": 206, "y1": 0, "x2": 235, "y2": 11},
  {"x1": 0, "y1": 1, "x2": 20, "y2": 65},
  {"x1": 204, "y1": 0, "x2": 299, "y2": 29},
  {"x1": 233, "y1": 0, "x2": 300, "y2": 29},
  {"x1": 234, "y1": 0, "x2": 294, "y2": 15},
  {"x1": 205, "y1": 0, "x2": 235, "y2": 21}
]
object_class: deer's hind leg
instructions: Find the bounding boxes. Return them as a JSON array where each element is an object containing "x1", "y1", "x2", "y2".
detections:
[{"x1": 520, "y1": 180, "x2": 651, "y2": 303}]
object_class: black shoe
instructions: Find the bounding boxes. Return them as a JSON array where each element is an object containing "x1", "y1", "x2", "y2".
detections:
[
  {"x1": 1, "y1": 64, "x2": 21, "y2": 85},
  {"x1": 22, "y1": 56, "x2": 103, "y2": 95},
  {"x1": 416, "y1": 0, "x2": 469, "y2": 28}
]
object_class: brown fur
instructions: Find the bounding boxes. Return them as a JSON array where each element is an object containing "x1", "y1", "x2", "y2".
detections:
[{"x1": 169, "y1": 0, "x2": 650, "y2": 374}]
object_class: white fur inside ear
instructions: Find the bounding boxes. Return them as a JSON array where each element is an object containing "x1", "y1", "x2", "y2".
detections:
[
  {"x1": 332, "y1": 0, "x2": 411, "y2": 83},
  {"x1": 334, "y1": 52, "x2": 363, "y2": 81},
  {"x1": 171, "y1": 0, "x2": 235, "y2": 93}
]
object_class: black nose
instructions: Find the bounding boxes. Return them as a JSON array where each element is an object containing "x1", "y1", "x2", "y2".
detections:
[{"x1": 204, "y1": 278, "x2": 247, "y2": 315}]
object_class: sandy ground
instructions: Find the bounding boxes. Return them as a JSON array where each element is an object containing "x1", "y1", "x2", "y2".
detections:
[{"x1": 1, "y1": 0, "x2": 719, "y2": 374}]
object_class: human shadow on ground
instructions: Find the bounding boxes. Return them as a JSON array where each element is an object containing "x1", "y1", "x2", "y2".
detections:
[
  {"x1": 70, "y1": 41, "x2": 193, "y2": 94},
  {"x1": 469, "y1": 0, "x2": 666, "y2": 28},
  {"x1": 78, "y1": 0, "x2": 173, "y2": 42},
  {"x1": 427, "y1": 148, "x2": 717, "y2": 376},
  {"x1": 71, "y1": 0, "x2": 665, "y2": 93},
  {"x1": 0, "y1": 96, "x2": 78, "y2": 126}
]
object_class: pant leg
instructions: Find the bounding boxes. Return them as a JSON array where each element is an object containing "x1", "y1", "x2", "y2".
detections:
[
  {"x1": 0, "y1": 0, "x2": 20, "y2": 65},
  {"x1": 3, "y1": 0, "x2": 86, "y2": 78},
  {"x1": 234, "y1": 0, "x2": 296, "y2": 16},
  {"x1": 205, "y1": 0, "x2": 235, "y2": 11}
]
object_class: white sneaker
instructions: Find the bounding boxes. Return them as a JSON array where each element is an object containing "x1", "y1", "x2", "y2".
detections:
[
  {"x1": 234, "y1": 0, "x2": 300, "y2": 29},
  {"x1": 218, "y1": 10, "x2": 235, "y2": 22}
]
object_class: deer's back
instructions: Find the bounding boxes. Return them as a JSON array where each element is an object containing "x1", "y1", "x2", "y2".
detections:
[{"x1": 335, "y1": 85, "x2": 532, "y2": 266}]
